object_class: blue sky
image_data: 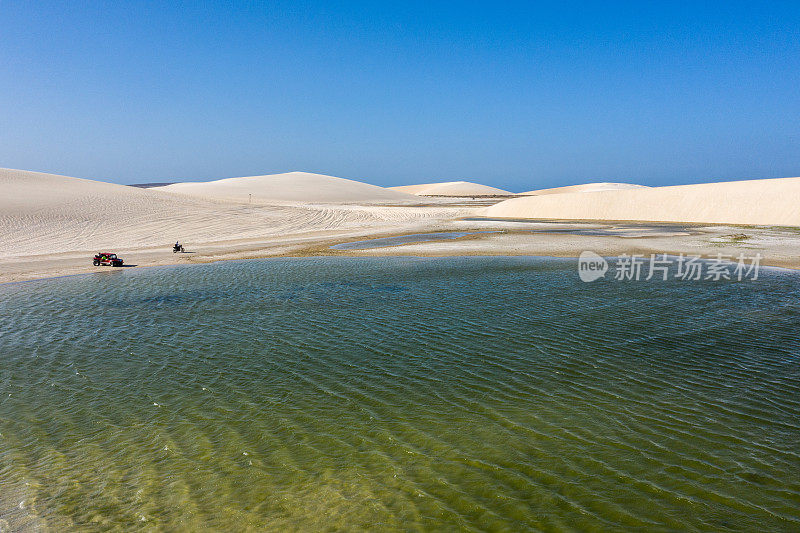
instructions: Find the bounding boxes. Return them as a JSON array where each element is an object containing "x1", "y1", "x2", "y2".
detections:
[{"x1": 1, "y1": 1, "x2": 799, "y2": 191}]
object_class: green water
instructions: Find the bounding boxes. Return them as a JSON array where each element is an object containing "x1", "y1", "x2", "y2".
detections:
[{"x1": 1, "y1": 257, "x2": 799, "y2": 531}]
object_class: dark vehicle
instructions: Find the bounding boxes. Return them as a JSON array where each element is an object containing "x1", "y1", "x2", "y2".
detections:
[
  {"x1": 173, "y1": 244, "x2": 184, "y2": 253},
  {"x1": 93, "y1": 253, "x2": 124, "y2": 267}
]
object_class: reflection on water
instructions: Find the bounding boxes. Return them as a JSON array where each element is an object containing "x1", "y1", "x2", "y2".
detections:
[{"x1": 1, "y1": 257, "x2": 799, "y2": 530}]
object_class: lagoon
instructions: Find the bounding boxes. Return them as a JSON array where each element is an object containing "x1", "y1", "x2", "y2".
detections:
[{"x1": 1, "y1": 257, "x2": 799, "y2": 530}]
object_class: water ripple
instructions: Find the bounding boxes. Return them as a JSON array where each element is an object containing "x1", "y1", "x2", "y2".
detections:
[{"x1": 1, "y1": 257, "x2": 799, "y2": 530}]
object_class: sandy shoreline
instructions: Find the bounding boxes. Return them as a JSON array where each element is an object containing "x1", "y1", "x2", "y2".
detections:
[{"x1": 4, "y1": 220, "x2": 800, "y2": 284}]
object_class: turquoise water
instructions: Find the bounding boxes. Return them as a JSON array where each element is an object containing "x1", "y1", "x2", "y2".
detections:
[{"x1": 1, "y1": 257, "x2": 799, "y2": 531}]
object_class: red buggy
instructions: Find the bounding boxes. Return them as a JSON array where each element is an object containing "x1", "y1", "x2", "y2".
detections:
[{"x1": 93, "y1": 253, "x2": 124, "y2": 267}]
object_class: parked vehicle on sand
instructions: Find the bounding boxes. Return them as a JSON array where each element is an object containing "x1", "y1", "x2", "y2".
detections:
[{"x1": 93, "y1": 253, "x2": 124, "y2": 267}]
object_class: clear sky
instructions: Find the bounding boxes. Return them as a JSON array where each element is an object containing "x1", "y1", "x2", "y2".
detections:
[{"x1": 1, "y1": 1, "x2": 799, "y2": 191}]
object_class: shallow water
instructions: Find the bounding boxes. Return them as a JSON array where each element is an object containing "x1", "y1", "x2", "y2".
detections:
[
  {"x1": 1, "y1": 257, "x2": 799, "y2": 531},
  {"x1": 330, "y1": 231, "x2": 494, "y2": 250}
]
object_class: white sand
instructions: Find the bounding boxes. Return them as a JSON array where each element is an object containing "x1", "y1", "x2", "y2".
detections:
[
  {"x1": 155, "y1": 171, "x2": 418, "y2": 204},
  {"x1": 487, "y1": 176, "x2": 800, "y2": 226},
  {"x1": 0, "y1": 168, "x2": 218, "y2": 257},
  {"x1": 519, "y1": 182, "x2": 648, "y2": 195},
  {"x1": 3, "y1": 168, "x2": 800, "y2": 283},
  {"x1": 389, "y1": 181, "x2": 512, "y2": 196},
  {"x1": 0, "y1": 168, "x2": 470, "y2": 278}
]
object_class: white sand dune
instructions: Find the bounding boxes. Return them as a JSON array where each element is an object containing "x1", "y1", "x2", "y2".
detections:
[
  {"x1": 389, "y1": 181, "x2": 512, "y2": 196},
  {"x1": 155, "y1": 171, "x2": 418, "y2": 204},
  {"x1": 520, "y1": 182, "x2": 648, "y2": 196},
  {"x1": 0, "y1": 167, "x2": 213, "y2": 256},
  {"x1": 5, "y1": 167, "x2": 800, "y2": 282},
  {"x1": 486, "y1": 176, "x2": 800, "y2": 226},
  {"x1": 0, "y1": 168, "x2": 469, "y2": 261}
]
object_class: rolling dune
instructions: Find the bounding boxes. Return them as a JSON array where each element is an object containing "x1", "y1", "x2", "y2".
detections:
[
  {"x1": 0, "y1": 168, "x2": 469, "y2": 261},
  {"x1": 389, "y1": 181, "x2": 512, "y2": 196},
  {"x1": 520, "y1": 182, "x2": 648, "y2": 195},
  {"x1": 4, "y1": 167, "x2": 800, "y2": 282},
  {"x1": 154, "y1": 171, "x2": 418, "y2": 204},
  {"x1": 486, "y1": 176, "x2": 800, "y2": 226}
]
